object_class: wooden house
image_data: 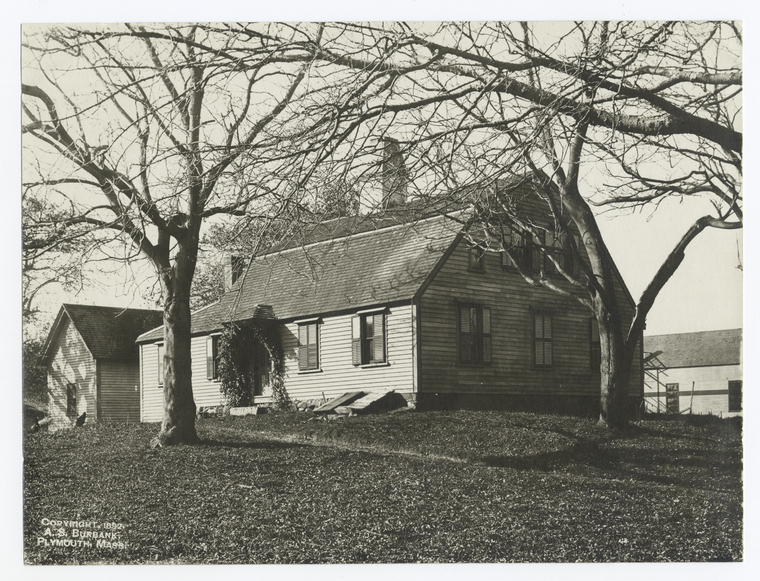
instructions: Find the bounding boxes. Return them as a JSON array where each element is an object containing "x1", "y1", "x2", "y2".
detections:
[
  {"x1": 644, "y1": 329, "x2": 742, "y2": 417},
  {"x1": 42, "y1": 304, "x2": 163, "y2": 429},
  {"x1": 136, "y1": 183, "x2": 643, "y2": 420}
]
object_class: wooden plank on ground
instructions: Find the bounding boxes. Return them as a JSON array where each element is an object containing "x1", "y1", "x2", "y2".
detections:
[{"x1": 313, "y1": 392, "x2": 365, "y2": 414}]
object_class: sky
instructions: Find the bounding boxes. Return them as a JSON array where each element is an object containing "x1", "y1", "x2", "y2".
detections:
[{"x1": 17, "y1": 19, "x2": 744, "y2": 342}]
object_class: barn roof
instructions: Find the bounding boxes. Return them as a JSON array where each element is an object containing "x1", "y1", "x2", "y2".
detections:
[
  {"x1": 644, "y1": 329, "x2": 742, "y2": 369},
  {"x1": 43, "y1": 304, "x2": 163, "y2": 362},
  {"x1": 137, "y1": 213, "x2": 463, "y2": 343}
]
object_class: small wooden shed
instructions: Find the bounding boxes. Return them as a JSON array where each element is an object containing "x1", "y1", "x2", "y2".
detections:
[{"x1": 42, "y1": 304, "x2": 163, "y2": 428}]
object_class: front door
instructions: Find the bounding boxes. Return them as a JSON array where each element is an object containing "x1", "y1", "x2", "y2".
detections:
[{"x1": 252, "y1": 342, "x2": 271, "y2": 399}]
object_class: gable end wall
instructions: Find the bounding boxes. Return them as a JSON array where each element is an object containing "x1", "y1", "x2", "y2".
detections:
[
  {"x1": 46, "y1": 317, "x2": 97, "y2": 429},
  {"x1": 419, "y1": 238, "x2": 642, "y2": 408}
]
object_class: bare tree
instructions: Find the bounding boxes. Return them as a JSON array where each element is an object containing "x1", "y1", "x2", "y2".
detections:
[
  {"x1": 21, "y1": 24, "x2": 330, "y2": 444},
  {"x1": 289, "y1": 21, "x2": 742, "y2": 428},
  {"x1": 23, "y1": 22, "x2": 741, "y2": 433}
]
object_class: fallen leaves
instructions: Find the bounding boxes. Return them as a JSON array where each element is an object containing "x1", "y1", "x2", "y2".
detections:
[{"x1": 23, "y1": 412, "x2": 742, "y2": 564}]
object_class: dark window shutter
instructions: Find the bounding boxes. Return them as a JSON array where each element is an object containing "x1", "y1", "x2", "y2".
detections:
[
  {"x1": 532, "y1": 231, "x2": 544, "y2": 273},
  {"x1": 459, "y1": 305, "x2": 473, "y2": 363},
  {"x1": 351, "y1": 316, "x2": 361, "y2": 365},
  {"x1": 373, "y1": 313, "x2": 385, "y2": 363},
  {"x1": 482, "y1": 307, "x2": 492, "y2": 363},
  {"x1": 545, "y1": 231, "x2": 557, "y2": 275},
  {"x1": 533, "y1": 312, "x2": 553, "y2": 366},
  {"x1": 534, "y1": 311, "x2": 543, "y2": 365},
  {"x1": 206, "y1": 337, "x2": 215, "y2": 380}
]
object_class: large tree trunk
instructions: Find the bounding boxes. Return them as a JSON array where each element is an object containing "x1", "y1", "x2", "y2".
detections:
[
  {"x1": 596, "y1": 303, "x2": 633, "y2": 430},
  {"x1": 154, "y1": 245, "x2": 200, "y2": 446}
]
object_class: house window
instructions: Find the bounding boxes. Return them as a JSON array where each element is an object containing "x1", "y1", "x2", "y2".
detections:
[
  {"x1": 298, "y1": 321, "x2": 320, "y2": 371},
  {"x1": 728, "y1": 380, "x2": 742, "y2": 412},
  {"x1": 531, "y1": 231, "x2": 546, "y2": 274},
  {"x1": 468, "y1": 244, "x2": 486, "y2": 271},
  {"x1": 590, "y1": 318, "x2": 601, "y2": 370},
  {"x1": 533, "y1": 310, "x2": 553, "y2": 366},
  {"x1": 666, "y1": 383, "x2": 679, "y2": 414},
  {"x1": 458, "y1": 303, "x2": 492, "y2": 364},
  {"x1": 66, "y1": 383, "x2": 77, "y2": 417},
  {"x1": 157, "y1": 343, "x2": 165, "y2": 386},
  {"x1": 562, "y1": 232, "x2": 582, "y2": 278},
  {"x1": 544, "y1": 231, "x2": 560, "y2": 276},
  {"x1": 206, "y1": 335, "x2": 220, "y2": 381},
  {"x1": 501, "y1": 225, "x2": 530, "y2": 271},
  {"x1": 352, "y1": 311, "x2": 386, "y2": 365}
]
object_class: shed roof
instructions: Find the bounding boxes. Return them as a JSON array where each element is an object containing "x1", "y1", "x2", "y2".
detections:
[
  {"x1": 137, "y1": 213, "x2": 463, "y2": 343},
  {"x1": 644, "y1": 329, "x2": 742, "y2": 369},
  {"x1": 43, "y1": 304, "x2": 163, "y2": 362}
]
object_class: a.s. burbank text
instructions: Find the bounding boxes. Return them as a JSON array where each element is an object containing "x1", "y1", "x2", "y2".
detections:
[{"x1": 36, "y1": 517, "x2": 128, "y2": 551}]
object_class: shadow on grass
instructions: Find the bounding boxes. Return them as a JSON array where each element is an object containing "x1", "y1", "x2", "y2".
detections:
[
  {"x1": 480, "y1": 425, "x2": 742, "y2": 490},
  {"x1": 200, "y1": 438, "x2": 309, "y2": 451}
]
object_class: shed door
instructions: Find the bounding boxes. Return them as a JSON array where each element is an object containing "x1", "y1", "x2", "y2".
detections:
[{"x1": 665, "y1": 383, "x2": 679, "y2": 414}]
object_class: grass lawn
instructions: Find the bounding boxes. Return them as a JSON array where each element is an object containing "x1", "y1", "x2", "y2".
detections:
[{"x1": 23, "y1": 410, "x2": 742, "y2": 564}]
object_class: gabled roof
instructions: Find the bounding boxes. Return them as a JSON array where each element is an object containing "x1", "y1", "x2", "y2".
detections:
[
  {"x1": 43, "y1": 304, "x2": 163, "y2": 363},
  {"x1": 644, "y1": 329, "x2": 742, "y2": 369},
  {"x1": 137, "y1": 213, "x2": 463, "y2": 343}
]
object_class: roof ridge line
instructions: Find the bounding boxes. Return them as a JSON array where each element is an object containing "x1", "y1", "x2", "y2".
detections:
[{"x1": 255, "y1": 211, "x2": 466, "y2": 261}]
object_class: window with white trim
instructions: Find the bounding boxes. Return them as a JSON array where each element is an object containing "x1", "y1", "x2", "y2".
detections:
[
  {"x1": 298, "y1": 321, "x2": 320, "y2": 371},
  {"x1": 206, "y1": 335, "x2": 220, "y2": 381},
  {"x1": 157, "y1": 343, "x2": 165, "y2": 386},
  {"x1": 66, "y1": 383, "x2": 77, "y2": 417},
  {"x1": 352, "y1": 311, "x2": 386, "y2": 365}
]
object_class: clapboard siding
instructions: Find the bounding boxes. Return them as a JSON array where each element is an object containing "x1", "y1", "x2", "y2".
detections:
[
  {"x1": 280, "y1": 305, "x2": 415, "y2": 401},
  {"x1": 140, "y1": 305, "x2": 415, "y2": 421},
  {"x1": 141, "y1": 336, "x2": 228, "y2": 423},
  {"x1": 419, "y1": 238, "x2": 641, "y2": 398},
  {"x1": 46, "y1": 317, "x2": 98, "y2": 429},
  {"x1": 191, "y1": 335, "x2": 226, "y2": 407},
  {"x1": 99, "y1": 360, "x2": 141, "y2": 422},
  {"x1": 140, "y1": 342, "x2": 163, "y2": 422}
]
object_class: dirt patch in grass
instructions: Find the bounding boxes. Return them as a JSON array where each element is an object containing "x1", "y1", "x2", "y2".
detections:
[{"x1": 23, "y1": 411, "x2": 742, "y2": 564}]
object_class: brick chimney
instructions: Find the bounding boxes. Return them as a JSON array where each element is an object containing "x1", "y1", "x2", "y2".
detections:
[
  {"x1": 224, "y1": 254, "x2": 246, "y2": 290},
  {"x1": 382, "y1": 137, "x2": 407, "y2": 208}
]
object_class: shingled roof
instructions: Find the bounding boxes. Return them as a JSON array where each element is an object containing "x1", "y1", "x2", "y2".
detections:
[
  {"x1": 644, "y1": 329, "x2": 742, "y2": 369},
  {"x1": 43, "y1": 304, "x2": 163, "y2": 362},
  {"x1": 137, "y1": 213, "x2": 463, "y2": 343}
]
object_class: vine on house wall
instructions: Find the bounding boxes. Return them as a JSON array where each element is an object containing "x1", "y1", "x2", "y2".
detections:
[
  {"x1": 217, "y1": 325, "x2": 254, "y2": 407},
  {"x1": 217, "y1": 322, "x2": 291, "y2": 410}
]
